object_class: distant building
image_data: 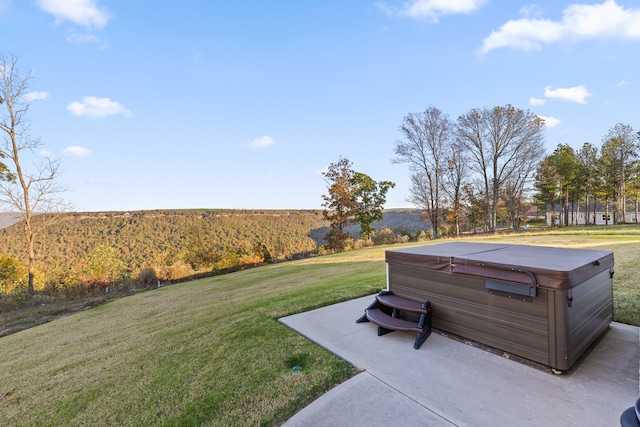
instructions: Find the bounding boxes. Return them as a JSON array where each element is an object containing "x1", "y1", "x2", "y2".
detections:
[
  {"x1": 524, "y1": 205, "x2": 544, "y2": 220},
  {"x1": 545, "y1": 201, "x2": 639, "y2": 226}
]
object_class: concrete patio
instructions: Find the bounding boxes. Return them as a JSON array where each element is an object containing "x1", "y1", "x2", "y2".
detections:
[{"x1": 280, "y1": 295, "x2": 640, "y2": 427}]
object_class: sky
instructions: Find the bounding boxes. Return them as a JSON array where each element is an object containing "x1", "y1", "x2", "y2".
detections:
[{"x1": 1, "y1": 0, "x2": 640, "y2": 212}]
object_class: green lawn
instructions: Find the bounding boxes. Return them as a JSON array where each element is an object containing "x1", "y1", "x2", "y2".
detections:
[{"x1": 1, "y1": 229, "x2": 639, "y2": 425}]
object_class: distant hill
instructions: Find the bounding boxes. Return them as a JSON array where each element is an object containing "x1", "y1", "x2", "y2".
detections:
[
  {"x1": 0, "y1": 212, "x2": 21, "y2": 230},
  {"x1": 0, "y1": 208, "x2": 429, "y2": 281},
  {"x1": 375, "y1": 209, "x2": 430, "y2": 233}
]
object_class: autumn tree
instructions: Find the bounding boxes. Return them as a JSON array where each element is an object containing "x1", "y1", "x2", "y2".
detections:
[
  {"x1": 463, "y1": 182, "x2": 488, "y2": 231},
  {"x1": 321, "y1": 157, "x2": 395, "y2": 251},
  {"x1": 321, "y1": 157, "x2": 358, "y2": 251},
  {"x1": 180, "y1": 223, "x2": 220, "y2": 270},
  {"x1": 81, "y1": 245, "x2": 128, "y2": 290},
  {"x1": 0, "y1": 253, "x2": 25, "y2": 295},
  {"x1": 0, "y1": 54, "x2": 69, "y2": 297},
  {"x1": 456, "y1": 105, "x2": 545, "y2": 232},
  {"x1": 351, "y1": 172, "x2": 395, "y2": 240},
  {"x1": 393, "y1": 106, "x2": 453, "y2": 239}
]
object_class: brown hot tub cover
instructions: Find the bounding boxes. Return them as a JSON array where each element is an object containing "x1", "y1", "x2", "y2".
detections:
[{"x1": 385, "y1": 242, "x2": 614, "y2": 291}]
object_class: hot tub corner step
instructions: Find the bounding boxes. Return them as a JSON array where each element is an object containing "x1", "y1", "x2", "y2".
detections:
[
  {"x1": 376, "y1": 292, "x2": 429, "y2": 314},
  {"x1": 357, "y1": 290, "x2": 432, "y2": 349},
  {"x1": 366, "y1": 308, "x2": 423, "y2": 333}
]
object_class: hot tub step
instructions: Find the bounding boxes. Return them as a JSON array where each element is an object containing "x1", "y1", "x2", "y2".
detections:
[
  {"x1": 365, "y1": 308, "x2": 423, "y2": 332},
  {"x1": 376, "y1": 292, "x2": 429, "y2": 314},
  {"x1": 356, "y1": 291, "x2": 432, "y2": 349}
]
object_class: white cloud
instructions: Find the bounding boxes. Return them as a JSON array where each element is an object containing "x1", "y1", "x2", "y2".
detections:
[
  {"x1": 617, "y1": 79, "x2": 630, "y2": 86},
  {"x1": 480, "y1": 0, "x2": 640, "y2": 54},
  {"x1": 544, "y1": 85, "x2": 592, "y2": 104},
  {"x1": 378, "y1": 0, "x2": 487, "y2": 23},
  {"x1": 248, "y1": 136, "x2": 275, "y2": 149},
  {"x1": 67, "y1": 96, "x2": 133, "y2": 119},
  {"x1": 22, "y1": 91, "x2": 50, "y2": 102},
  {"x1": 529, "y1": 97, "x2": 545, "y2": 106},
  {"x1": 537, "y1": 115, "x2": 561, "y2": 128},
  {"x1": 38, "y1": 0, "x2": 110, "y2": 29},
  {"x1": 519, "y1": 4, "x2": 544, "y2": 19},
  {"x1": 63, "y1": 146, "x2": 91, "y2": 157}
]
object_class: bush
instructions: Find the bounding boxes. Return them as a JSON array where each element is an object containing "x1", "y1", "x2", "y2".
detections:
[
  {"x1": 158, "y1": 261, "x2": 195, "y2": 281},
  {"x1": 136, "y1": 267, "x2": 158, "y2": 289},
  {"x1": 372, "y1": 227, "x2": 409, "y2": 245},
  {"x1": 415, "y1": 230, "x2": 430, "y2": 242},
  {"x1": 0, "y1": 254, "x2": 27, "y2": 295},
  {"x1": 353, "y1": 239, "x2": 374, "y2": 250}
]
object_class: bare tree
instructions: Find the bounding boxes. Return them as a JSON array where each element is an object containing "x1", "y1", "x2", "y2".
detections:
[
  {"x1": 502, "y1": 148, "x2": 540, "y2": 230},
  {"x1": 393, "y1": 106, "x2": 453, "y2": 239},
  {"x1": 0, "y1": 54, "x2": 69, "y2": 297},
  {"x1": 456, "y1": 105, "x2": 545, "y2": 232},
  {"x1": 442, "y1": 141, "x2": 469, "y2": 236}
]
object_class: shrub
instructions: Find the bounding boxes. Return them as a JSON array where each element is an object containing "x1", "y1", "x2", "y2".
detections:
[
  {"x1": 0, "y1": 254, "x2": 26, "y2": 295},
  {"x1": 415, "y1": 230, "x2": 430, "y2": 242},
  {"x1": 372, "y1": 227, "x2": 409, "y2": 245},
  {"x1": 81, "y1": 245, "x2": 129, "y2": 286},
  {"x1": 136, "y1": 267, "x2": 158, "y2": 289},
  {"x1": 158, "y1": 261, "x2": 195, "y2": 281}
]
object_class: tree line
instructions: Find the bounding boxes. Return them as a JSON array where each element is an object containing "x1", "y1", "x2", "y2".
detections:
[
  {"x1": 388, "y1": 104, "x2": 638, "y2": 234},
  {"x1": 0, "y1": 210, "x2": 328, "y2": 300},
  {"x1": 392, "y1": 104, "x2": 546, "y2": 236},
  {"x1": 534, "y1": 123, "x2": 640, "y2": 225}
]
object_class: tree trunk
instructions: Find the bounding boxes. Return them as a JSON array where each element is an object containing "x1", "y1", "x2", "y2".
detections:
[{"x1": 585, "y1": 194, "x2": 590, "y2": 226}]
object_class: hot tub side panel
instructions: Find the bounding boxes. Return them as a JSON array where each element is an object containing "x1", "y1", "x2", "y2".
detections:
[
  {"x1": 388, "y1": 263, "x2": 551, "y2": 366},
  {"x1": 550, "y1": 268, "x2": 614, "y2": 371}
]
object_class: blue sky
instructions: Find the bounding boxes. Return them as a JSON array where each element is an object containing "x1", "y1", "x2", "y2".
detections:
[{"x1": 1, "y1": 0, "x2": 639, "y2": 212}]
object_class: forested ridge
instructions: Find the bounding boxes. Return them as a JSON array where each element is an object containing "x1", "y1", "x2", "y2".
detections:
[
  {"x1": 0, "y1": 209, "x2": 428, "y2": 294},
  {"x1": 0, "y1": 209, "x2": 327, "y2": 273}
]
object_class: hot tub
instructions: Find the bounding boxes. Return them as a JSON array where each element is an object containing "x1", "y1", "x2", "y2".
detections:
[{"x1": 385, "y1": 242, "x2": 614, "y2": 371}]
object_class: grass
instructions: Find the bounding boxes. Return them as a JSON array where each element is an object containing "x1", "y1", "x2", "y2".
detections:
[{"x1": 1, "y1": 228, "x2": 639, "y2": 425}]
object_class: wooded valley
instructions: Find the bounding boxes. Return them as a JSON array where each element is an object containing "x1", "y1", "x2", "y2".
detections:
[{"x1": 0, "y1": 209, "x2": 428, "y2": 299}]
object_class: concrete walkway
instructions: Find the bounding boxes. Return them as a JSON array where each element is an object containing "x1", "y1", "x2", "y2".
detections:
[{"x1": 279, "y1": 295, "x2": 640, "y2": 427}]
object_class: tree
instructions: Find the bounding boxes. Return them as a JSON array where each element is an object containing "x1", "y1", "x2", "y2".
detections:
[
  {"x1": 81, "y1": 245, "x2": 128, "y2": 290},
  {"x1": 441, "y1": 141, "x2": 469, "y2": 236},
  {"x1": 576, "y1": 142, "x2": 600, "y2": 225},
  {"x1": 627, "y1": 159, "x2": 640, "y2": 223},
  {"x1": 0, "y1": 254, "x2": 25, "y2": 295},
  {"x1": 393, "y1": 106, "x2": 453, "y2": 239},
  {"x1": 601, "y1": 123, "x2": 639, "y2": 222},
  {"x1": 321, "y1": 157, "x2": 395, "y2": 250},
  {"x1": 456, "y1": 105, "x2": 545, "y2": 232},
  {"x1": 180, "y1": 224, "x2": 220, "y2": 270},
  {"x1": 534, "y1": 156, "x2": 560, "y2": 225},
  {"x1": 549, "y1": 144, "x2": 581, "y2": 226},
  {"x1": 351, "y1": 172, "x2": 395, "y2": 241},
  {"x1": 0, "y1": 54, "x2": 69, "y2": 297},
  {"x1": 321, "y1": 157, "x2": 358, "y2": 251},
  {"x1": 463, "y1": 181, "x2": 488, "y2": 231}
]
